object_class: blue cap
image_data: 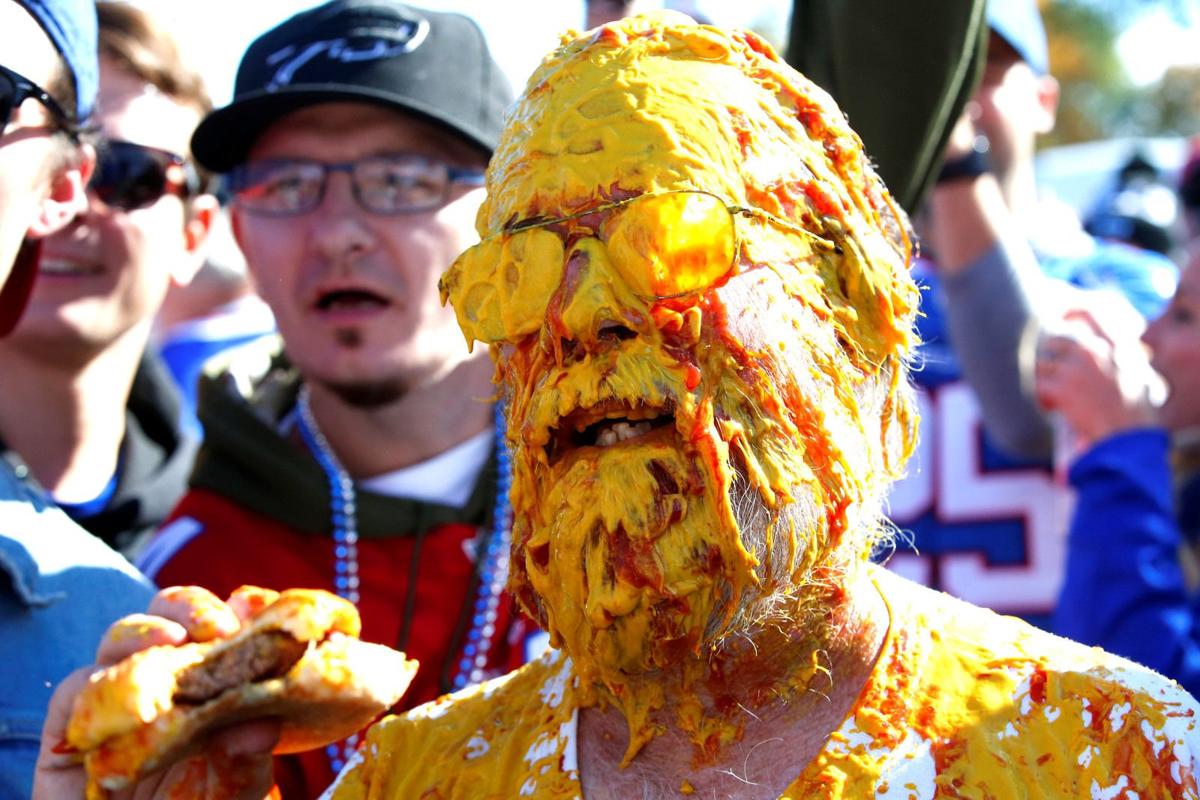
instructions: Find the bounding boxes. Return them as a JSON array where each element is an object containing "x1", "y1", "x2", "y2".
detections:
[
  {"x1": 986, "y1": 0, "x2": 1049, "y2": 76},
  {"x1": 16, "y1": 0, "x2": 99, "y2": 122}
]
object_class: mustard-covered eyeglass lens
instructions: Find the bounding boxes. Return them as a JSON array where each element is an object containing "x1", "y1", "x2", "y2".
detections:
[{"x1": 441, "y1": 190, "x2": 830, "y2": 345}]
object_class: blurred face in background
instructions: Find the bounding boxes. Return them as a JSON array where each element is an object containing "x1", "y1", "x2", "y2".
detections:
[
  {"x1": 1143, "y1": 252, "x2": 1200, "y2": 433},
  {"x1": 13, "y1": 54, "x2": 211, "y2": 359},
  {"x1": 970, "y1": 33, "x2": 1057, "y2": 202}
]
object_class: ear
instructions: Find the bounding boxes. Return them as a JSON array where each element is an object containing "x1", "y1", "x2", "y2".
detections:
[
  {"x1": 1032, "y1": 74, "x2": 1059, "y2": 137},
  {"x1": 230, "y1": 202, "x2": 246, "y2": 249},
  {"x1": 25, "y1": 142, "x2": 96, "y2": 239},
  {"x1": 171, "y1": 193, "x2": 220, "y2": 287}
]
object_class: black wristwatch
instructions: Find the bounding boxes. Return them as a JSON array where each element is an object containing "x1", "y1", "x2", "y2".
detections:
[{"x1": 937, "y1": 135, "x2": 991, "y2": 184}]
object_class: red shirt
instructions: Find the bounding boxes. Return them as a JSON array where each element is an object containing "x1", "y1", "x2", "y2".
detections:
[{"x1": 145, "y1": 487, "x2": 534, "y2": 797}]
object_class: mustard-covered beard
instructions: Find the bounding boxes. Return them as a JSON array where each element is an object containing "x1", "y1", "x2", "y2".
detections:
[
  {"x1": 502, "y1": 303, "x2": 865, "y2": 693},
  {"x1": 512, "y1": 444, "x2": 831, "y2": 674}
]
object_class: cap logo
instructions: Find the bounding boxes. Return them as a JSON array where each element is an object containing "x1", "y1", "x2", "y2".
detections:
[{"x1": 264, "y1": 17, "x2": 430, "y2": 90}]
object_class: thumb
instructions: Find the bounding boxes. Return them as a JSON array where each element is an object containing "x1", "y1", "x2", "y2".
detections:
[{"x1": 32, "y1": 667, "x2": 94, "y2": 799}]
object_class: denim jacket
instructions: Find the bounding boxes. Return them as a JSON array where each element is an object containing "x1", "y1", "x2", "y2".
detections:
[{"x1": 0, "y1": 459, "x2": 154, "y2": 797}]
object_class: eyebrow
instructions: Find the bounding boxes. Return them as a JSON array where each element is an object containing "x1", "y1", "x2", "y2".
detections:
[{"x1": 1170, "y1": 290, "x2": 1199, "y2": 314}]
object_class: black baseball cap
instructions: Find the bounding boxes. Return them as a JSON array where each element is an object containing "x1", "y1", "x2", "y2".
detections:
[{"x1": 191, "y1": 0, "x2": 513, "y2": 173}]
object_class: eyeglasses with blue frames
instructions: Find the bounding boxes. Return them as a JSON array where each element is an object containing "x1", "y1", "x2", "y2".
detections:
[
  {"x1": 0, "y1": 64, "x2": 77, "y2": 141},
  {"x1": 225, "y1": 153, "x2": 486, "y2": 216}
]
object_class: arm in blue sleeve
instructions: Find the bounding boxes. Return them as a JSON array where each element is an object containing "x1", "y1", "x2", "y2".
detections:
[{"x1": 1054, "y1": 428, "x2": 1200, "y2": 693}]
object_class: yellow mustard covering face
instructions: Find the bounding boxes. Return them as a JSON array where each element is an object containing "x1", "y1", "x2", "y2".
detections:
[{"x1": 440, "y1": 11, "x2": 920, "y2": 758}]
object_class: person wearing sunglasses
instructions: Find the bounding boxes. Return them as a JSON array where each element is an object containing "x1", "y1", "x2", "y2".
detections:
[
  {"x1": 0, "y1": 1, "x2": 218, "y2": 561},
  {"x1": 0, "y1": 0, "x2": 157, "y2": 796},
  {"x1": 0, "y1": 0, "x2": 93, "y2": 329}
]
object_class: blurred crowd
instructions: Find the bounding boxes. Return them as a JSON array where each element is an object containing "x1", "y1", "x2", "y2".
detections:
[{"x1": 3, "y1": 0, "x2": 1200, "y2": 797}]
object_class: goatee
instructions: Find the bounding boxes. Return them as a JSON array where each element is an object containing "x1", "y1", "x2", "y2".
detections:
[{"x1": 320, "y1": 378, "x2": 409, "y2": 409}]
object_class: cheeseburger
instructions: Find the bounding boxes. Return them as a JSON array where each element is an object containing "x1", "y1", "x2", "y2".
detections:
[{"x1": 65, "y1": 587, "x2": 416, "y2": 794}]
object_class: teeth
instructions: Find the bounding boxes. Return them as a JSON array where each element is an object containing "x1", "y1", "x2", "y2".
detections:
[{"x1": 595, "y1": 420, "x2": 652, "y2": 447}]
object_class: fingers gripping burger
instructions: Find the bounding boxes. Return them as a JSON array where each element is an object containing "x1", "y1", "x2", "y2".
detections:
[{"x1": 65, "y1": 587, "x2": 417, "y2": 793}]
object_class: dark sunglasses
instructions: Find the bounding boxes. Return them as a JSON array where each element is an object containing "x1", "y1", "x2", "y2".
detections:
[
  {"x1": 91, "y1": 140, "x2": 199, "y2": 211},
  {"x1": 0, "y1": 63, "x2": 77, "y2": 140}
]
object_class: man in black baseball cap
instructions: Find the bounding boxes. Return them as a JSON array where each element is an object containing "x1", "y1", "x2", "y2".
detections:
[{"x1": 125, "y1": 1, "x2": 533, "y2": 794}]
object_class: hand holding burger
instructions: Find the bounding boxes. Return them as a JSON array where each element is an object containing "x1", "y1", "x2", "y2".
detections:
[{"x1": 34, "y1": 585, "x2": 416, "y2": 799}]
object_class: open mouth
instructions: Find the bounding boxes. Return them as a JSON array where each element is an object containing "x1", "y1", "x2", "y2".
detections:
[
  {"x1": 314, "y1": 288, "x2": 390, "y2": 312},
  {"x1": 547, "y1": 401, "x2": 675, "y2": 464}
]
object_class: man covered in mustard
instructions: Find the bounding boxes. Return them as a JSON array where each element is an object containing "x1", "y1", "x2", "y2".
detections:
[{"x1": 326, "y1": 12, "x2": 1200, "y2": 800}]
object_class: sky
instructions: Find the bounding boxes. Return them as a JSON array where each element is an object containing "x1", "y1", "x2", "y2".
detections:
[
  {"x1": 130, "y1": 0, "x2": 785, "y2": 107},
  {"x1": 1116, "y1": 6, "x2": 1200, "y2": 86},
  {"x1": 130, "y1": 1, "x2": 1198, "y2": 113},
  {"x1": 136, "y1": 1, "x2": 577, "y2": 106}
]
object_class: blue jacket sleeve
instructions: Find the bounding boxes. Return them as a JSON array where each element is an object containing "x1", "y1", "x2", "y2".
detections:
[{"x1": 1054, "y1": 428, "x2": 1200, "y2": 693}]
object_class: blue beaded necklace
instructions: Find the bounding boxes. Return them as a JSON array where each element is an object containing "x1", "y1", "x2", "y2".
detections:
[
  {"x1": 454, "y1": 402, "x2": 512, "y2": 690},
  {"x1": 295, "y1": 385, "x2": 512, "y2": 774}
]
